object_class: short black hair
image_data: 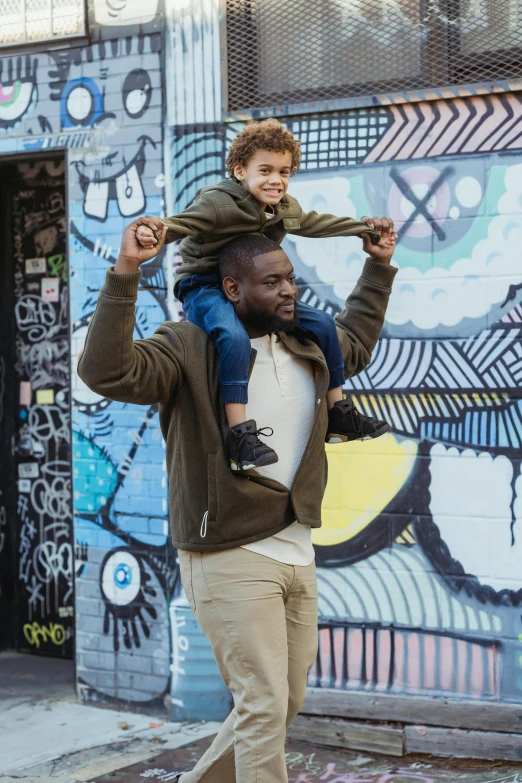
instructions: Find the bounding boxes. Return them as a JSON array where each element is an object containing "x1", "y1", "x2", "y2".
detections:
[{"x1": 219, "y1": 234, "x2": 283, "y2": 280}]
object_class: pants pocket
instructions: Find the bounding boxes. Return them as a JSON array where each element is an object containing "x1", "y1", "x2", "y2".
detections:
[{"x1": 178, "y1": 552, "x2": 197, "y2": 613}]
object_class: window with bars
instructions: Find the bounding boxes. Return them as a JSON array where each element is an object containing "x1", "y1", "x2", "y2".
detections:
[
  {"x1": 0, "y1": 0, "x2": 85, "y2": 46},
  {"x1": 224, "y1": 0, "x2": 522, "y2": 114}
]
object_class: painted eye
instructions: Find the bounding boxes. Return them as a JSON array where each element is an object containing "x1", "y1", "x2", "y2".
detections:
[
  {"x1": 67, "y1": 86, "x2": 93, "y2": 122},
  {"x1": 0, "y1": 81, "x2": 35, "y2": 125},
  {"x1": 0, "y1": 56, "x2": 37, "y2": 128},
  {"x1": 61, "y1": 77, "x2": 103, "y2": 128},
  {"x1": 123, "y1": 69, "x2": 152, "y2": 118},
  {"x1": 102, "y1": 551, "x2": 141, "y2": 606},
  {"x1": 99, "y1": 547, "x2": 159, "y2": 651}
]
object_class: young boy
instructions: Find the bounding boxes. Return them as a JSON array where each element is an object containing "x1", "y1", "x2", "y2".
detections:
[{"x1": 137, "y1": 119, "x2": 394, "y2": 471}]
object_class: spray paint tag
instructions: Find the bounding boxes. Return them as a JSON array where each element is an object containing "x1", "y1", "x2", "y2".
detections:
[
  {"x1": 25, "y1": 257, "x2": 46, "y2": 274},
  {"x1": 36, "y1": 389, "x2": 55, "y2": 405},
  {"x1": 18, "y1": 463, "x2": 39, "y2": 479},
  {"x1": 19, "y1": 381, "x2": 31, "y2": 406},
  {"x1": 41, "y1": 278, "x2": 59, "y2": 302},
  {"x1": 18, "y1": 479, "x2": 31, "y2": 493}
]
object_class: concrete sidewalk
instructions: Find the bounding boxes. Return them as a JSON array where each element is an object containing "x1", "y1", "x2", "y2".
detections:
[
  {"x1": 0, "y1": 651, "x2": 219, "y2": 783},
  {"x1": 2, "y1": 652, "x2": 522, "y2": 783}
]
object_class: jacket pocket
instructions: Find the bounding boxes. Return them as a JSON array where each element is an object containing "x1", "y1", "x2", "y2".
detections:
[
  {"x1": 207, "y1": 452, "x2": 217, "y2": 523},
  {"x1": 283, "y1": 216, "x2": 300, "y2": 230}
]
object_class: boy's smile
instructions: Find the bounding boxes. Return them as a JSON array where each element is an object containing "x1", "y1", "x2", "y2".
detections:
[{"x1": 234, "y1": 149, "x2": 292, "y2": 209}]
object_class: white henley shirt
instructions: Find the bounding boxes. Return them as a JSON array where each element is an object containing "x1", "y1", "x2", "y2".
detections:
[{"x1": 240, "y1": 333, "x2": 316, "y2": 566}]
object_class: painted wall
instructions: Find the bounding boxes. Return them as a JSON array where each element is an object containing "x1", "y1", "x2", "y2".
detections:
[
  {"x1": 0, "y1": 16, "x2": 175, "y2": 708},
  {"x1": 0, "y1": 0, "x2": 521, "y2": 716},
  {"x1": 164, "y1": 0, "x2": 522, "y2": 707}
]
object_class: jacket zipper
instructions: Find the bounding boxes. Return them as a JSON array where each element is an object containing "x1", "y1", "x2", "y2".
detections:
[{"x1": 200, "y1": 510, "x2": 208, "y2": 538}]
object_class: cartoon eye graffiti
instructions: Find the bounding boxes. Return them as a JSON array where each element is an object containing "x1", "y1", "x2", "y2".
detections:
[
  {"x1": 0, "y1": 55, "x2": 38, "y2": 129},
  {"x1": 102, "y1": 551, "x2": 141, "y2": 605},
  {"x1": 123, "y1": 69, "x2": 152, "y2": 119},
  {"x1": 61, "y1": 77, "x2": 104, "y2": 128},
  {"x1": 100, "y1": 548, "x2": 158, "y2": 651}
]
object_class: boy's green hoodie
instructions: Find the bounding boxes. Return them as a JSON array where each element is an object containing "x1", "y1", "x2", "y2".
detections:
[{"x1": 164, "y1": 178, "x2": 381, "y2": 297}]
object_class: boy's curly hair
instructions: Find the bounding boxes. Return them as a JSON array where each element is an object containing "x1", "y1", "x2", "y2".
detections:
[{"x1": 226, "y1": 119, "x2": 301, "y2": 178}]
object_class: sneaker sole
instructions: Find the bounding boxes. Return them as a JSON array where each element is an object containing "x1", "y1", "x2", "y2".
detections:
[
  {"x1": 326, "y1": 422, "x2": 391, "y2": 444},
  {"x1": 230, "y1": 454, "x2": 279, "y2": 471}
]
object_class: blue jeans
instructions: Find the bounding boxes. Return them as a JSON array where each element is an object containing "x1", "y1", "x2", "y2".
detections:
[{"x1": 177, "y1": 273, "x2": 346, "y2": 404}]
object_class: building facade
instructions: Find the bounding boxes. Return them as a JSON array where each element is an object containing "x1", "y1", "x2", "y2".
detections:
[{"x1": 0, "y1": 0, "x2": 521, "y2": 720}]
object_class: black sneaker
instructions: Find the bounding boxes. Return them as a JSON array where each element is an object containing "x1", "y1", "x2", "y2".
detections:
[
  {"x1": 226, "y1": 419, "x2": 279, "y2": 471},
  {"x1": 326, "y1": 398, "x2": 390, "y2": 443}
]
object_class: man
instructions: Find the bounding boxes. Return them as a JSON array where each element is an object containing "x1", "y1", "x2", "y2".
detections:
[{"x1": 78, "y1": 215, "x2": 397, "y2": 783}]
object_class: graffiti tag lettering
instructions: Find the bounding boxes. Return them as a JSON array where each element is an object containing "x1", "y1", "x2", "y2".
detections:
[{"x1": 23, "y1": 621, "x2": 66, "y2": 648}]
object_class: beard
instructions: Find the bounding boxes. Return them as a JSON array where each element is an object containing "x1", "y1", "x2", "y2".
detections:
[{"x1": 243, "y1": 302, "x2": 300, "y2": 334}]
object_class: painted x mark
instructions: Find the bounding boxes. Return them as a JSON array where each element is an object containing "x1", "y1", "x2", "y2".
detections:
[{"x1": 390, "y1": 165, "x2": 455, "y2": 242}]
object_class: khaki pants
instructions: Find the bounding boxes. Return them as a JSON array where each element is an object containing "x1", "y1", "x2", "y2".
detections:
[{"x1": 178, "y1": 547, "x2": 318, "y2": 783}]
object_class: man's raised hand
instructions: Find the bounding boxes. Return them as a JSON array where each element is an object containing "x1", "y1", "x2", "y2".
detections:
[
  {"x1": 360, "y1": 215, "x2": 397, "y2": 265},
  {"x1": 114, "y1": 217, "x2": 167, "y2": 274}
]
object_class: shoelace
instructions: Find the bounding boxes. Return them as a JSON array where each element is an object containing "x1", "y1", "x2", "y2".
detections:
[
  {"x1": 348, "y1": 406, "x2": 365, "y2": 441},
  {"x1": 339, "y1": 400, "x2": 377, "y2": 442},
  {"x1": 347, "y1": 406, "x2": 382, "y2": 441},
  {"x1": 235, "y1": 425, "x2": 274, "y2": 454}
]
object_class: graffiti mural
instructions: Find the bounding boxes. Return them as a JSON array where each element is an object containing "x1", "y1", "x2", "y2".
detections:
[
  {"x1": 164, "y1": 91, "x2": 522, "y2": 706},
  {"x1": 63, "y1": 35, "x2": 174, "y2": 707},
  {"x1": 283, "y1": 93, "x2": 522, "y2": 702},
  {"x1": 0, "y1": 0, "x2": 520, "y2": 718},
  {"x1": 0, "y1": 28, "x2": 181, "y2": 707}
]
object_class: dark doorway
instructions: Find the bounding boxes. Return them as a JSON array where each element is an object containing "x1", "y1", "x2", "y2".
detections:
[{"x1": 0, "y1": 154, "x2": 73, "y2": 658}]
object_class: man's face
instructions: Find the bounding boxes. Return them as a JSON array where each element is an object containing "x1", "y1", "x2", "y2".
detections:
[
  {"x1": 228, "y1": 249, "x2": 299, "y2": 336},
  {"x1": 234, "y1": 149, "x2": 292, "y2": 208}
]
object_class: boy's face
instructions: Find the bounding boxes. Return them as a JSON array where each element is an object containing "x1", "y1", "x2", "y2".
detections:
[{"x1": 234, "y1": 149, "x2": 292, "y2": 208}]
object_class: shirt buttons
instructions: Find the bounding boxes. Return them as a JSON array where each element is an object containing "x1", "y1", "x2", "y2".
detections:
[{"x1": 317, "y1": 399, "x2": 321, "y2": 405}]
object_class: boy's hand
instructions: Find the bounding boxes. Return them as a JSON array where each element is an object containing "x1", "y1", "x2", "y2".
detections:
[
  {"x1": 114, "y1": 217, "x2": 167, "y2": 274},
  {"x1": 360, "y1": 215, "x2": 397, "y2": 265},
  {"x1": 136, "y1": 222, "x2": 160, "y2": 249}
]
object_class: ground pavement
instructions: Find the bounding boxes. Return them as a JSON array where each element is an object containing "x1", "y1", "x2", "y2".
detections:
[{"x1": 1, "y1": 652, "x2": 522, "y2": 783}]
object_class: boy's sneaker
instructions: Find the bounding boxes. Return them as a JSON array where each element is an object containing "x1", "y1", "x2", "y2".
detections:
[
  {"x1": 226, "y1": 419, "x2": 279, "y2": 471},
  {"x1": 326, "y1": 398, "x2": 390, "y2": 443}
]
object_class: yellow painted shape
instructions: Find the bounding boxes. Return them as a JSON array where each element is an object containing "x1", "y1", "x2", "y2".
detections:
[
  {"x1": 313, "y1": 433, "x2": 418, "y2": 547},
  {"x1": 36, "y1": 388, "x2": 55, "y2": 405}
]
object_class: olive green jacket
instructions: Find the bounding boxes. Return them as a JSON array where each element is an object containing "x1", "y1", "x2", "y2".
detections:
[
  {"x1": 77, "y1": 258, "x2": 397, "y2": 552},
  {"x1": 163, "y1": 178, "x2": 381, "y2": 297}
]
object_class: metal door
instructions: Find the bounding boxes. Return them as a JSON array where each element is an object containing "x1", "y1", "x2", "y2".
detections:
[{"x1": 3, "y1": 158, "x2": 73, "y2": 657}]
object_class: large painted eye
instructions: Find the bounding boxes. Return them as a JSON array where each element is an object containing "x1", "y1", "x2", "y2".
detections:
[
  {"x1": 102, "y1": 550, "x2": 141, "y2": 606},
  {"x1": 99, "y1": 547, "x2": 158, "y2": 651},
  {"x1": 0, "y1": 56, "x2": 37, "y2": 129},
  {"x1": 61, "y1": 77, "x2": 103, "y2": 128},
  {"x1": 0, "y1": 81, "x2": 35, "y2": 125},
  {"x1": 123, "y1": 69, "x2": 152, "y2": 119}
]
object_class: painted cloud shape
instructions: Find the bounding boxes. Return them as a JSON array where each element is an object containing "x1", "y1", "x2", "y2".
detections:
[{"x1": 290, "y1": 166, "x2": 522, "y2": 331}]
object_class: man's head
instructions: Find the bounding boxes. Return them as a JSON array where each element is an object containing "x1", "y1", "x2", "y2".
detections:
[
  {"x1": 226, "y1": 119, "x2": 301, "y2": 209},
  {"x1": 219, "y1": 235, "x2": 299, "y2": 338}
]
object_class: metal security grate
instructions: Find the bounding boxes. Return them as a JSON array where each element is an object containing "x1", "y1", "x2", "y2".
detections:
[
  {"x1": 224, "y1": 0, "x2": 522, "y2": 113},
  {"x1": 0, "y1": 0, "x2": 85, "y2": 46}
]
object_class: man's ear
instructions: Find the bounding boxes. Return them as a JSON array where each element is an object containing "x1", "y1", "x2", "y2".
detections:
[
  {"x1": 222, "y1": 276, "x2": 240, "y2": 303},
  {"x1": 233, "y1": 163, "x2": 244, "y2": 182}
]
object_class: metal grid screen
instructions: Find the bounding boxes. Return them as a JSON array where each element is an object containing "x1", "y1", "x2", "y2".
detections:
[
  {"x1": 0, "y1": 0, "x2": 85, "y2": 46},
  {"x1": 225, "y1": 0, "x2": 522, "y2": 113}
]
